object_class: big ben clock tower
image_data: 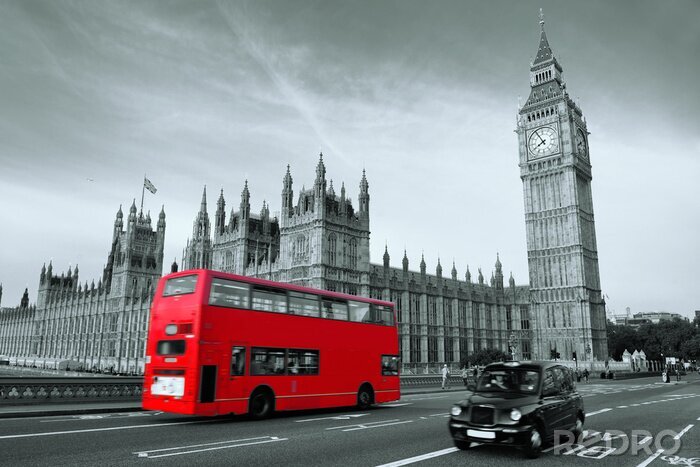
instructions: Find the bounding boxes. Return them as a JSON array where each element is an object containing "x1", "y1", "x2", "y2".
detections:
[{"x1": 517, "y1": 11, "x2": 608, "y2": 361}]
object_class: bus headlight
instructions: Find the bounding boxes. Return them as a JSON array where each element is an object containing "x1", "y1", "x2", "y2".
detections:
[
  {"x1": 165, "y1": 324, "x2": 178, "y2": 335},
  {"x1": 451, "y1": 405, "x2": 462, "y2": 416},
  {"x1": 510, "y1": 408, "x2": 522, "y2": 421}
]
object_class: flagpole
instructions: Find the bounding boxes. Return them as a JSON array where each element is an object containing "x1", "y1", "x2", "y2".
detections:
[{"x1": 140, "y1": 174, "x2": 146, "y2": 215}]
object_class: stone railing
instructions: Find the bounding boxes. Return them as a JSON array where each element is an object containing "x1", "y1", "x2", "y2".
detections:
[{"x1": 0, "y1": 377, "x2": 142, "y2": 405}]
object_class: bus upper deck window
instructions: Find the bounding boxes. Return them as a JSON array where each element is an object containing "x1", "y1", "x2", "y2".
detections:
[
  {"x1": 210, "y1": 278, "x2": 249, "y2": 308},
  {"x1": 163, "y1": 275, "x2": 198, "y2": 297}
]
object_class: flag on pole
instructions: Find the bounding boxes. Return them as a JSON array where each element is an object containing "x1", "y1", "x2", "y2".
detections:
[{"x1": 144, "y1": 177, "x2": 157, "y2": 194}]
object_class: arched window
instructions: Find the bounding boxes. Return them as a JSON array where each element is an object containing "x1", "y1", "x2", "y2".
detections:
[
  {"x1": 348, "y1": 238, "x2": 358, "y2": 270},
  {"x1": 328, "y1": 234, "x2": 337, "y2": 266},
  {"x1": 225, "y1": 251, "x2": 234, "y2": 271}
]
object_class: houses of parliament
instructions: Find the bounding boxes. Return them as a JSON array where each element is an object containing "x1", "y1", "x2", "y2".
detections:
[{"x1": 0, "y1": 15, "x2": 608, "y2": 374}]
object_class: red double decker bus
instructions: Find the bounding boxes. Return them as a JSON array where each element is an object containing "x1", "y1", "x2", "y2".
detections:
[{"x1": 142, "y1": 269, "x2": 400, "y2": 417}]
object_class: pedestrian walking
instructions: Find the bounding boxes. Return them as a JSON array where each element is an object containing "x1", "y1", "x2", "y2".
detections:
[
  {"x1": 441, "y1": 364, "x2": 450, "y2": 389},
  {"x1": 461, "y1": 367, "x2": 469, "y2": 388},
  {"x1": 583, "y1": 368, "x2": 589, "y2": 383}
]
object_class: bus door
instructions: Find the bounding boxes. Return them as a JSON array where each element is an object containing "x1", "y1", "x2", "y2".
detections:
[
  {"x1": 228, "y1": 344, "x2": 248, "y2": 402},
  {"x1": 199, "y1": 345, "x2": 220, "y2": 403}
]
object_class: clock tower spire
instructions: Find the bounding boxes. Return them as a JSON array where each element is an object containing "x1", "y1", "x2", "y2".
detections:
[{"x1": 517, "y1": 11, "x2": 607, "y2": 362}]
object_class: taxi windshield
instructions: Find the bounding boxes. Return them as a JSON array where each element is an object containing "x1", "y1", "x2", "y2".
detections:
[{"x1": 475, "y1": 369, "x2": 540, "y2": 394}]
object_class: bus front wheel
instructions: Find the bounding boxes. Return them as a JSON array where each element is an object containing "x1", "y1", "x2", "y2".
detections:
[
  {"x1": 248, "y1": 389, "x2": 274, "y2": 419},
  {"x1": 357, "y1": 384, "x2": 374, "y2": 409}
]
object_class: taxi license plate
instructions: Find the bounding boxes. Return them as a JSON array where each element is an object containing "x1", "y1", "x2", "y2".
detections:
[{"x1": 467, "y1": 429, "x2": 496, "y2": 439}]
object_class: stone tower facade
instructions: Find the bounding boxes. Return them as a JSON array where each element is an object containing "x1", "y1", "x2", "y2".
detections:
[
  {"x1": 25, "y1": 203, "x2": 166, "y2": 373},
  {"x1": 517, "y1": 12, "x2": 607, "y2": 361},
  {"x1": 182, "y1": 187, "x2": 213, "y2": 270},
  {"x1": 188, "y1": 154, "x2": 371, "y2": 296}
]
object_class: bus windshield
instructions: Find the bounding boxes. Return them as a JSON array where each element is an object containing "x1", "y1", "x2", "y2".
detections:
[{"x1": 163, "y1": 275, "x2": 198, "y2": 297}]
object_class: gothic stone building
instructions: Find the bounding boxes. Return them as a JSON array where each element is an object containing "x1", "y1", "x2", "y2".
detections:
[
  {"x1": 0, "y1": 203, "x2": 166, "y2": 373},
  {"x1": 182, "y1": 155, "x2": 534, "y2": 369}
]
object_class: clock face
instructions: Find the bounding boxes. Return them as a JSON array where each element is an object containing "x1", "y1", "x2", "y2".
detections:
[
  {"x1": 528, "y1": 126, "x2": 559, "y2": 158},
  {"x1": 575, "y1": 128, "x2": 587, "y2": 158}
]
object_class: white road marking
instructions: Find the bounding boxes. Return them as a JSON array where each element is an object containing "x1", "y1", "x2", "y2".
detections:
[
  {"x1": 41, "y1": 412, "x2": 156, "y2": 423},
  {"x1": 326, "y1": 419, "x2": 414, "y2": 432},
  {"x1": 0, "y1": 419, "x2": 217, "y2": 440},
  {"x1": 617, "y1": 406, "x2": 628, "y2": 409},
  {"x1": 586, "y1": 408, "x2": 612, "y2": 416},
  {"x1": 697, "y1": 416, "x2": 700, "y2": 421},
  {"x1": 673, "y1": 424, "x2": 693, "y2": 440},
  {"x1": 401, "y1": 395, "x2": 448, "y2": 401},
  {"x1": 429, "y1": 413, "x2": 450, "y2": 417},
  {"x1": 295, "y1": 413, "x2": 369, "y2": 423},
  {"x1": 636, "y1": 448, "x2": 664, "y2": 467},
  {"x1": 635, "y1": 424, "x2": 694, "y2": 467},
  {"x1": 375, "y1": 447, "x2": 459, "y2": 466},
  {"x1": 382, "y1": 403, "x2": 413, "y2": 407},
  {"x1": 134, "y1": 436, "x2": 287, "y2": 458}
]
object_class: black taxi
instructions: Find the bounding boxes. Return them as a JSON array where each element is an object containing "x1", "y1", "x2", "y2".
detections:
[{"x1": 448, "y1": 361, "x2": 584, "y2": 458}]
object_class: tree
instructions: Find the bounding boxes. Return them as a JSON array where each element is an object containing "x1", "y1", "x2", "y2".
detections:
[{"x1": 461, "y1": 348, "x2": 510, "y2": 367}]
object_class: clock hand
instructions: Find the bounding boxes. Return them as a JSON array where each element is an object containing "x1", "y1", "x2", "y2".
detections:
[{"x1": 536, "y1": 139, "x2": 546, "y2": 148}]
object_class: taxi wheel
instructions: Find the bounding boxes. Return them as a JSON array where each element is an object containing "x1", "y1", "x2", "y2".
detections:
[
  {"x1": 454, "y1": 440, "x2": 471, "y2": 450},
  {"x1": 572, "y1": 415, "x2": 584, "y2": 441},
  {"x1": 525, "y1": 427, "x2": 543, "y2": 459}
]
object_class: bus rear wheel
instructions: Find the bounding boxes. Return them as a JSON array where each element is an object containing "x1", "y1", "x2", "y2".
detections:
[
  {"x1": 357, "y1": 384, "x2": 374, "y2": 409},
  {"x1": 248, "y1": 389, "x2": 274, "y2": 420}
]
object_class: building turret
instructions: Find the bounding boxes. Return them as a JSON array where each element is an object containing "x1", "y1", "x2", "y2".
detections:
[
  {"x1": 402, "y1": 250, "x2": 409, "y2": 273},
  {"x1": 314, "y1": 153, "x2": 326, "y2": 215},
  {"x1": 420, "y1": 253, "x2": 426, "y2": 276},
  {"x1": 215, "y1": 189, "x2": 226, "y2": 236},
  {"x1": 478, "y1": 268, "x2": 484, "y2": 285},
  {"x1": 436, "y1": 258, "x2": 442, "y2": 278},
  {"x1": 240, "y1": 180, "x2": 251, "y2": 221},
  {"x1": 383, "y1": 245, "x2": 390, "y2": 269},
  {"x1": 40, "y1": 264, "x2": 46, "y2": 285},
  {"x1": 282, "y1": 165, "x2": 294, "y2": 220},
  {"x1": 157, "y1": 205, "x2": 166, "y2": 233},
  {"x1": 114, "y1": 205, "x2": 123, "y2": 240},
  {"x1": 451, "y1": 261, "x2": 457, "y2": 280},
  {"x1": 466, "y1": 265, "x2": 471, "y2": 283},
  {"x1": 20, "y1": 287, "x2": 29, "y2": 309},
  {"x1": 128, "y1": 199, "x2": 137, "y2": 222},
  {"x1": 73, "y1": 264, "x2": 79, "y2": 290},
  {"x1": 494, "y1": 253, "x2": 504, "y2": 290},
  {"x1": 182, "y1": 188, "x2": 212, "y2": 270},
  {"x1": 359, "y1": 169, "x2": 369, "y2": 216},
  {"x1": 260, "y1": 201, "x2": 270, "y2": 235},
  {"x1": 509, "y1": 272, "x2": 516, "y2": 288},
  {"x1": 47, "y1": 261, "x2": 53, "y2": 279}
]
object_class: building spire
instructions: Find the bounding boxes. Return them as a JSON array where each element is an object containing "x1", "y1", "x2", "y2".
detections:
[
  {"x1": 200, "y1": 185, "x2": 208, "y2": 213},
  {"x1": 533, "y1": 8, "x2": 553, "y2": 66}
]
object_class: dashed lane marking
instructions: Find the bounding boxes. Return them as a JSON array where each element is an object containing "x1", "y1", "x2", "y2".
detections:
[
  {"x1": 586, "y1": 408, "x2": 612, "y2": 417},
  {"x1": 381, "y1": 403, "x2": 413, "y2": 407},
  {"x1": 635, "y1": 424, "x2": 694, "y2": 467},
  {"x1": 375, "y1": 447, "x2": 459, "y2": 467},
  {"x1": 295, "y1": 413, "x2": 369, "y2": 423}
]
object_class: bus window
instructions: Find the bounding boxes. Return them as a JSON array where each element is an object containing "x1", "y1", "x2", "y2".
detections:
[
  {"x1": 288, "y1": 349, "x2": 319, "y2": 375},
  {"x1": 156, "y1": 340, "x2": 186, "y2": 356},
  {"x1": 231, "y1": 346, "x2": 246, "y2": 376},
  {"x1": 348, "y1": 301, "x2": 370, "y2": 322},
  {"x1": 322, "y1": 298, "x2": 348, "y2": 320},
  {"x1": 251, "y1": 347, "x2": 285, "y2": 375},
  {"x1": 252, "y1": 286, "x2": 287, "y2": 313},
  {"x1": 288, "y1": 291, "x2": 319, "y2": 317},
  {"x1": 371, "y1": 305, "x2": 395, "y2": 325},
  {"x1": 210, "y1": 278, "x2": 249, "y2": 309},
  {"x1": 382, "y1": 355, "x2": 400, "y2": 376},
  {"x1": 163, "y1": 275, "x2": 197, "y2": 297}
]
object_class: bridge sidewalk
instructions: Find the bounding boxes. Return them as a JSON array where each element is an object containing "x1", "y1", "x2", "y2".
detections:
[
  {"x1": 0, "y1": 384, "x2": 467, "y2": 419},
  {"x1": 4, "y1": 375, "x2": 691, "y2": 419}
]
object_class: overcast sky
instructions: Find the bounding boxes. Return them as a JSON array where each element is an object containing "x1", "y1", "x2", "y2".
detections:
[{"x1": 0, "y1": 0, "x2": 698, "y2": 318}]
